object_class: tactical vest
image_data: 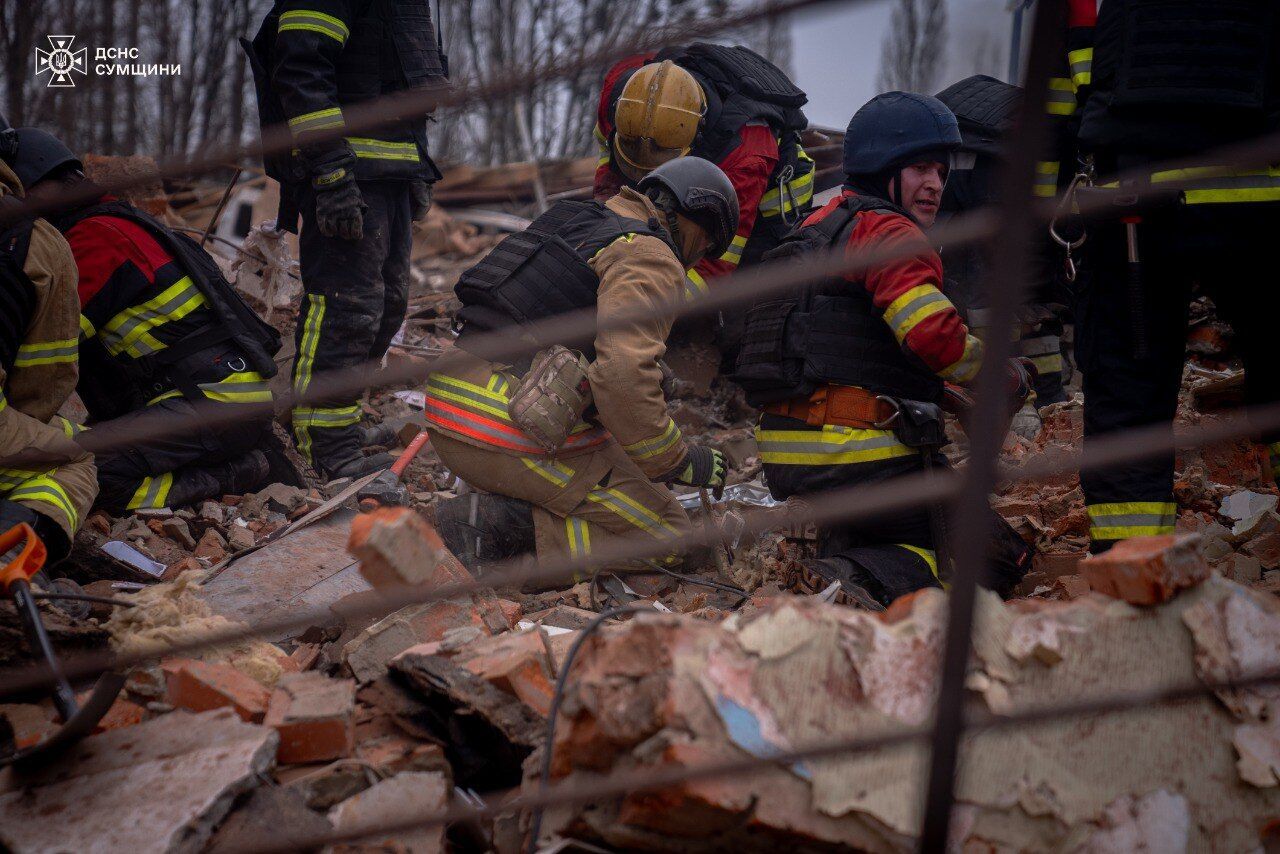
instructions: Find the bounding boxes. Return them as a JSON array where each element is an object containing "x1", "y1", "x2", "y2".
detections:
[
  {"x1": 454, "y1": 200, "x2": 677, "y2": 359},
  {"x1": 54, "y1": 202, "x2": 281, "y2": 418},
  {"x1": 1079, "y1": 0, "x2": 1279, "y2": 156},
  {"x1": 0, "y1": 218, "x2": 36, "y2": 380},
  {"x1": 244, "y1": 0, "x2": 447, "y2": 184},
  {"x1": 732, "y1": 195, "x2": 943, "y2": 407}
]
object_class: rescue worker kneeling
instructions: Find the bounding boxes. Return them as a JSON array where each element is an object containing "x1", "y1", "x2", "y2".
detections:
[
  {"x1": 10, "y1": 130, "x2": 281, "y2": 513},
  {"x1": 732, "y1": 93, "x2": 1034, "y2": 609},
  {"x1": 426, "y1": 157, "x2": 736, "y2": 574}
]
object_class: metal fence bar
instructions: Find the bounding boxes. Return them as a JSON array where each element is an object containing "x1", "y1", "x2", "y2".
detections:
[{"x1": 918, "y1": 2, "x2": 1061, "y2": 846}]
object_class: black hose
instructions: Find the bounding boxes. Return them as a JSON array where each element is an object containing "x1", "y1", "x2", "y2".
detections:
[
  {"x1": 526, "y1": 605, "x2": 653, "y2": 852},
  {"x1": 640, "y1": 560, "x2": 749, "y2": 608}
]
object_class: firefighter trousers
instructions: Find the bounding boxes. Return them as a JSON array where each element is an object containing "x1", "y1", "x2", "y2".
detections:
[
  {"x1": 426, "y1": 431, "x2": 691, "y2": 573},
  {"x1": 293, "y1": 180, "x2": 413, "y2": 473},
  {"x1": 758, "y1": 413, "x2": 1031, "y2": 600},
  {"x1": 88, "y1": 396, "x2": 272, "y2": 513},
  {"x1": 1077, "y1": 203, "x2": 1280, "y2": 552}
]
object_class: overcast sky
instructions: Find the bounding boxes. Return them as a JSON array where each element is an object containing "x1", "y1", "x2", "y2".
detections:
[{"x1": 791, "y1": 0, "x2": 1015, "y2": 130}]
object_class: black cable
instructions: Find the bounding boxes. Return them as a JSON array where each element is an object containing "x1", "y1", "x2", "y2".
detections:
[
  {"x1": 640, "y1": 560, "x2": 749, "y2": 608},
  {"x1": 526, "y1": 605, "x2": 653, "y2": 853},
  {"x1": 30, "y1": 592, "x2": 137, "y2": 608}
]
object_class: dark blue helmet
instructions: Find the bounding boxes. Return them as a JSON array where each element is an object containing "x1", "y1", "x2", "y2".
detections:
[
  {"x1": 842, "y1": 91, "x2": 962, "y2": 180},
  {"x1": 6, "y1": 128, "x2": 81, "y2": 190}
]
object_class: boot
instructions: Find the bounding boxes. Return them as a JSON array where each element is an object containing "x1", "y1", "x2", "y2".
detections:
[
  {"x1": 323, "y1": 451, "x2": 394, "y2": 480},
  {"x1": 358, "y1": 422, "x2": 399, "y2": 450},
  {"x1": 435, "y1": 492, "x2": 536, "y2": 571},
  {"x1": 209, "y1": 449, "x2": 271, "y2": 495},
  {"x1": 786, "y1": 555, "x2": 888, "y2": 611}
]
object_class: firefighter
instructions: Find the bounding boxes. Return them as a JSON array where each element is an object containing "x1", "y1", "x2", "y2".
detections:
[
  {"x1": 592, "y1": 44, "x2": 814, "y2": 359},
  {"x1": 0, "y1": 127, "x2": 97, "y2": 566},
  {"x1": 246, "y1": 0, "x2": 446, "y2": 479},
  {"x1": 9, "y1": 128, "x2": 282, "y2": 513},
  {"x1": 425, "y1": 157, "x2": 737, "y2": 575},
  {"x1": 732, "y1": 93, "x2": 1034, "y2": 609},
  {"x1": 935, "y1": 75, "x2": 1074, "y2": 420},
  {"x1": 1074, "y1": 0, "x2": 1280, "y2": 551}
]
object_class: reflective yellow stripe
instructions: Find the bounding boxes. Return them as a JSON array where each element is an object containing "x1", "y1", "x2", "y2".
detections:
[
  {"x1": 521, "y1": 456, "x2": 575, "y2": 487},
  {"x1": 759, "y1": 151, "x2": 817, "y2": 217},
  {"x1": 15, "y1": 337, "x2": 78, "y2": 367},
  {"x1": 756, "y1": 425, "x2": 915, "y2": 466},
  {"x1": 101, "y1": 277, "x2": 207, "y2": 358},
  {"x1": 720, "y1": 234, "x2": 748, "y2": 266},
  {"x1": 883, "y1": 283, "x2": 952, "y2": 343},
  {"x1": 592, "y1": 124, "x2": 610, "y2": 167},
  {"x1": 622, "y1": 419, "x2": 682, "y2": 461},
  {"x1": 591, "y1": 233, "x2": 638, "y2": 260},
  {"x1": 0, "y1": 467, "x2": 42, "y2": 491},
  {"x1": 684, "y1": 267, "x2": 709, "y2": 302},
  {"x1": 127, "y1": 472, "x2": 174, "y2": 511},
  {"x1": 56, "y1": 417, "x2": 83, "y2": 438},
  {"x1": 79, "y1": 314, "x2": 95, "y2": 338},
  {"x1": 1029, "y1": 353, "x2": 1064, "y2": 375},
  {"x1": 294, "y1": 294, "x2": 325, "y2": 395},
  {"x1": 293, "y1": 405, "x2": 362, "y2": 428},
  {"x1": 0, "y1": 390, "x2": 6, "y2": 413},
  {"x1": 11, "y1": 475, "x2": 78, "y2": 531},
  {"x1": 347, "y1": 137, "x2": 420, "y2": 162},
  {"x1": 278, "y1": 9, "x2": 349, "y2": 43},
  {"x1": 585, "y1": 485, "x2": 678, "y2": 538},
  {"x1": 428, "y1": 373, "x2": 513, "y2": 421},
  {"x1": 1087, "y1": 501, "x2": 1177, "y2": 541},
  {"x1": 1068, "y1": 47, "x2": 1093, "y2": 88},
  {"x1": 1150, "y1": 166, "x2": 1280, "y2": 204},
  {"x1": 1045, "y1": 78, "x2": 1077, "y2": 116},
  {"x1": 287, "y1": 107, "x2": 346, "y2": 138},
  {"x1": 1033, "y1": 161, "x2": 1059, "y2": 198},
  {"x1": 148, "y1": 371, "x2": 272, "y2": 406},
  {"x1": 896, "y1": 544, "x2": 939, "y2": 579},
  {"x1": 939, "y1": 335, "x2": 984, "y2": 384},
  {"x1": 566, "y1": 515, "x2": 592, "y2": 558}
]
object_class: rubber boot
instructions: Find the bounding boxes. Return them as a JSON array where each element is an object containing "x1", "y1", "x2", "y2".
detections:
[
  {"x1": 325, "y1": 451, "x2": 394, "y2": 480},
  {"x1": 358, "y1": 422, "x2": 398, "y2": 450},
  {"x1": 435, "y1": 492, "x2": 536, "y2": 572},
  {"x1": 208, "y1": 449, "x2": 271, "y2": 496},
  {"x1": 787, "y1": 556, "x2": 889, "y2": 611}
]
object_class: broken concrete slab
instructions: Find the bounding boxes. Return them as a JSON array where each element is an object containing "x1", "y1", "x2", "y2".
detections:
[
  {"x1": 533, "y1": 580, "x2": 1280, "y2": 852},
  {"x1": 0, "y1": 710, "x2": 277, "y2": 854},
  {"x1": 206, "y1": 786, "x2": 332, "y2": 853},
  {"x1": 327, "y1": 771, "x2": 448, "y2": 853}
]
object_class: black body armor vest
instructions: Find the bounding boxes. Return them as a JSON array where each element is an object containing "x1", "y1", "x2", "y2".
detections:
[{"x1": 732, "y1": 195, "x2": 944, "y2": 406}]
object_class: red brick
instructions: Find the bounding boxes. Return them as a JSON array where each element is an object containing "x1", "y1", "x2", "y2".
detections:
[
  {"x1": 1080, "y1": 534, "x2": 1209, "y2": 606},
  {"x1": 348, "y1": 506, "x2": 472, "y2": 589},
  {"x1": 453, "y1": 630, "x2": 555, "y2": 717},
  {"x1": 161, "y1": 658, "x2": 271, "y2": 722},
  {"x1": 92, "y1": 697, "x2": 147, "y2": 732},
  {"x1": 265, "y1": 672, "x2": 355, "y2": 764},
  {"x1": 1050, "y1": 574, "x2": 1091, "y2": 600}
]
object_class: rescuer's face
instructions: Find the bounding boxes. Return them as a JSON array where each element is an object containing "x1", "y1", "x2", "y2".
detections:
[{"x1": 894, "y1": 160, "x2": 949, "y2": 226}]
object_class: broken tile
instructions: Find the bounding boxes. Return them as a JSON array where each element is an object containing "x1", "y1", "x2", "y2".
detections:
[
  {"x1": 0, "y1": 710, "x2": 277, "y2": 853},
  {"x1": 347, "y1": 506, "x2": 471, "y2": 589}
]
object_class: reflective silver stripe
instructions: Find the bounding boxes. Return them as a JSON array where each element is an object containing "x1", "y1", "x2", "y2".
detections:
[
  {"x1": 278, "y1": 10, "x2": 349, "y2": 43},
  {"x1": 756, "y1": 433, "x2": 905, "y2": 457},
  {"x1": 883, "y1": 288, "x2": 950, "y2": 336},
  {"x1": 347, "y1": 138, "x2": 420, "y2": 162},
  {"x1": 1020, "y1": 335, "x2": 1060, "y2": 357},
  {"x1": 15, "y1": 339, "x2": 78, "y2": 366}
]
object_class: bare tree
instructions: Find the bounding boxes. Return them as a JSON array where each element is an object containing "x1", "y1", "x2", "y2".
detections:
[{"x1": 877, "y1": 0, "x2": 948, "y2": 94}]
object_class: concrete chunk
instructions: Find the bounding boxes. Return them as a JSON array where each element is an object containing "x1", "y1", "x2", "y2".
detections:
[
  {"x1": 328, "y1": 771, "x2": 448, "y2": 853},
  {"x1": 0, "y1": 709, "x2": 277, "y2": 854}
]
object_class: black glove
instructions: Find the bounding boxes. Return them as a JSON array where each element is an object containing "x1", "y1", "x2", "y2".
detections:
[
  {"x1": 305, "y1": 147, "x2": 366, "y2": 241},
  {"x1": 409, "y1": 179, "x2": 433, "y2": 223},
  {"x1": 671, "y1": 446, "x2": 726, "y2": 491},
  {"x1": 0, "y1": 499, "x2": 70, "y2": 567},
  {"x1": 1006, "y1": 356, "x2": 1039, "y2": 415}
]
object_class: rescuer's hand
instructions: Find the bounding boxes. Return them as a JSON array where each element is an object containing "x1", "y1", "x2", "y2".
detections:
[
  {"x1": 1006, "y1": 356, "x2": 1038, "y2": 413},
  {"x1": 409, "y1": 180, "x2": 433, "y2": 223},
  {"x1": 306, "y1": 148, "x2": 366, "y2": 241},
  {"x1": 672, "y1": 446, "x2": 726, "y2": 491}
]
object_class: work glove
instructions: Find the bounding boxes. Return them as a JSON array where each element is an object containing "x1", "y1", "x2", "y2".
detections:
[
  {"x1": 1006, "y1": 356, "x2": 1039, "y2": 414},
  {"x1": 671, "y1": 446, "x2": 726, "y2": 493},
  {"x1": 305, "y1": 147, "x2": 366, "y2": 241},
  {"x1": 0, "y1": 499, "x2": 70, "y2": 567},
  {"x1": 409, "y1": 179, "x2": 433, "y2": 223}
]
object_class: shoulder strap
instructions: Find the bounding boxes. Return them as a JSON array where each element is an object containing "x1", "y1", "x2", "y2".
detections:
[{"x1": 0, "y1": 216, "x2": 38, "y2": 376}]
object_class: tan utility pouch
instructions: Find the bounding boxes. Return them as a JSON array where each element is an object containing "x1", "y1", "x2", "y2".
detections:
[{"x1": 507, "y1": 346, "x2": 593, "y2": 453}]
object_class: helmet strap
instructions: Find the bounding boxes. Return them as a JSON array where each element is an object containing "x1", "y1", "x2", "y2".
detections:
[{"x1": 644, "y1": 187, "x2": 688, "y2": 265}]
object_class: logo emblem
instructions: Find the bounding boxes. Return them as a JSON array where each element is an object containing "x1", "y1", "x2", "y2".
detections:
[{"x1": 35, "y1": 36, "x2": 87, "y2": 88}]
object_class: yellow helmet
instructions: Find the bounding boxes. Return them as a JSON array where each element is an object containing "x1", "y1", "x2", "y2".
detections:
[{"x1": 613, "y1": 61, "x2": 706, "y2": 181}]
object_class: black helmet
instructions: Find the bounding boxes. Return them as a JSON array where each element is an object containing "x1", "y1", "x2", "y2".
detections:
[
  {"x1": 637, "y1": 156, "x2": 739, "y2": 259},
  {"x1": 843, "y1": 91, "x2": 961, "y2": 180},
  {"x1": 6, "y1": 128, "x2": 82, "y2": 190},
  {"x1": 0, "y1": 114, "x2": 14, "y2": 163}
]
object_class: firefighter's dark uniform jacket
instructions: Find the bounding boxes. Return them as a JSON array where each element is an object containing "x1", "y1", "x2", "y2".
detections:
[
  {"x1": 1071, "y1": 0, "x2": 1280, "y2": 551},
  {"x1": 593, "y1": 44, "x2": 814, "y2": 302},
  {"x1": 56, "y1": 197, "x2": 278, "y2": 511},
  {"x1": 0, "y1": 161, "x2": 97, "y2": 543},
  {"x1": 423, "y1": 189, "x2": 695, "y2": 564},
  {"x1": 248, "y1": 0, "x2": 445, "y2": 187},
  {"x1": 734, "y1": 189, "x2": 1027, "y2": 600}
]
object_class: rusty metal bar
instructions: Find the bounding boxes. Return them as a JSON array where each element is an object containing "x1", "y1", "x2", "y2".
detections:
[{"x1": 918, "y1": 1, "x2": 1061, "y2": 847}]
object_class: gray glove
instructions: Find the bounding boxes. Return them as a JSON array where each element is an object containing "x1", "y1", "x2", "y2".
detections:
[
  {"x1": 409, "y1": 179, "x2": 433, "y2": 223},
  {"x1": 306, "y1": 148, "x2": 366, "y2": 241}
]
